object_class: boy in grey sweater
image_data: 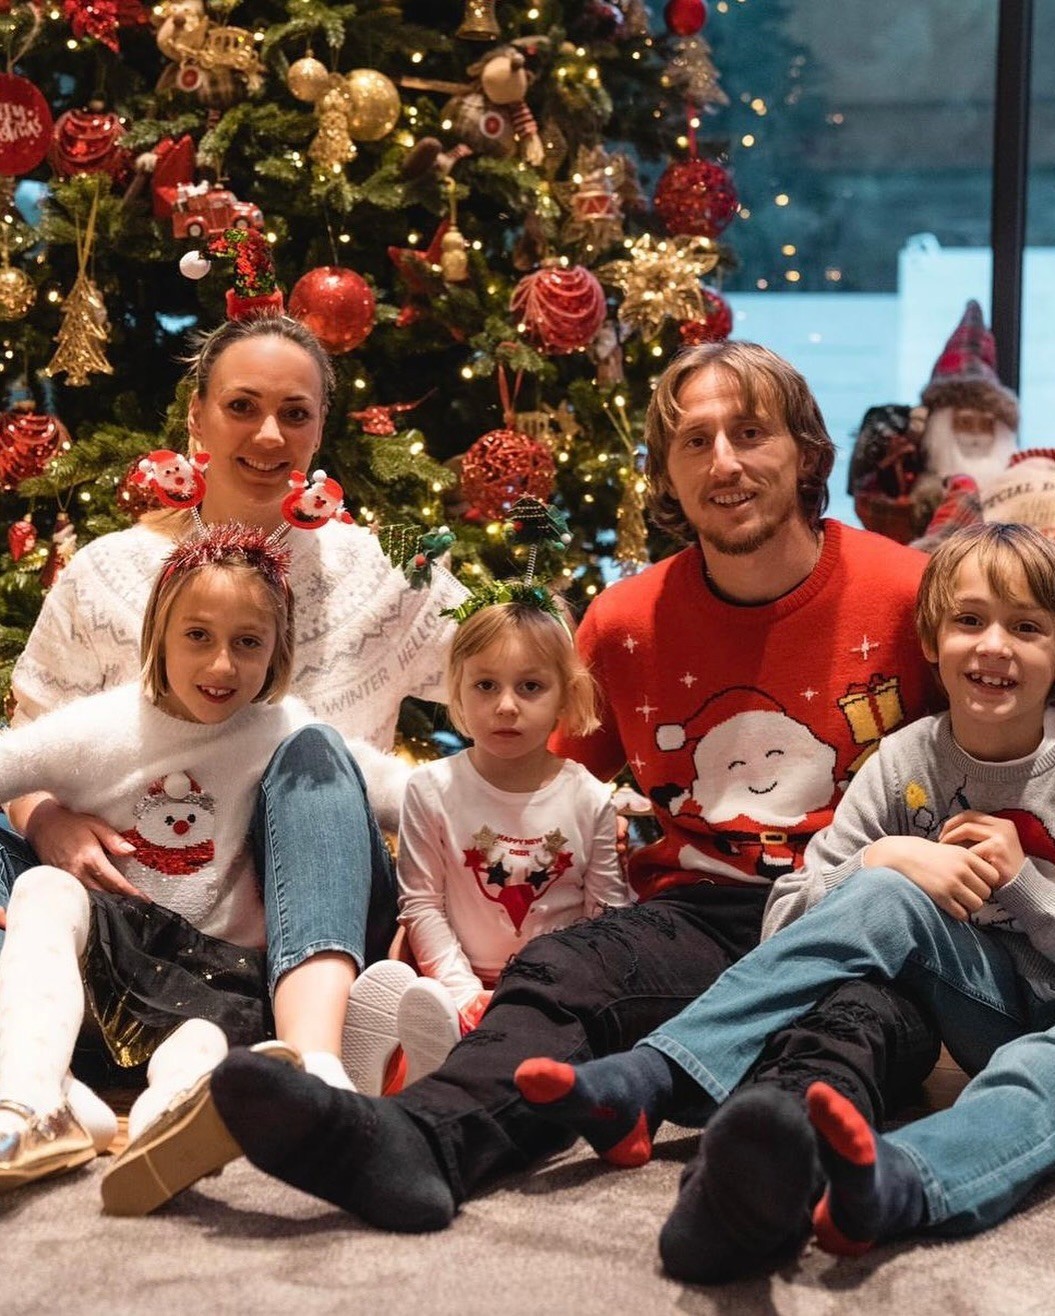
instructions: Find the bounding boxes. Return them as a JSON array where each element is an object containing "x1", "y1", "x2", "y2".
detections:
[{"x1": 516, "y1": 522, "x2": 1055, "y2": 1277}]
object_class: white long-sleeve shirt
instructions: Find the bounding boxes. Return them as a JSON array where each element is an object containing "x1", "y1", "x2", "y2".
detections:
[{"x1": 397, "y1": 752, "x2": 631, "y2": 1008}]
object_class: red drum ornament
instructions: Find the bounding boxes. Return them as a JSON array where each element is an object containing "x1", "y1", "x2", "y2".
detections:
[
  {"x1": 510, "y1": 264, "x2": 607, "y2": 355},
  {"x1": 679, "y1": 287, "x2": 733, "y2": 344},
  {"x1": 288, "y1": 266, "x2": 376, "y2": 354},
  {"x1": 654, "y1": 158, "x2": 738, "y2": 239},
  {"x1": 0, "y1": 75, "x2": 53, "y2": 175},
  {"x1": 460, "y1": 428, "x2": 557, "y2": 520},
  {"x1": 48, "y1": 105, "x2": 131, "y2": 180}
]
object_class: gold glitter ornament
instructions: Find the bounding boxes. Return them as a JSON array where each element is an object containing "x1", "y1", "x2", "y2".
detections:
[
  {"x1": 287, "y1": 55, "x2": 331, "y2": 104},
  {"x1": 345, "y1": 69, "x2": 401, "y2": 142},
  {"x1": 597, "y1": 233, "x2": 719, "y2": 339},
  {"x1": 0, "y1": 263, "x2": 35, "y2": 320},
  {"x1": 308, "y1": 85, "x2": 358, "y2": 170}
]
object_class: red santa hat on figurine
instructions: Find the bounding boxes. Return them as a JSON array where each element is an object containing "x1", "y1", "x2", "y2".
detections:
[{"x1": 920, "y1": 300, "x2": 1019, "y2": 485}]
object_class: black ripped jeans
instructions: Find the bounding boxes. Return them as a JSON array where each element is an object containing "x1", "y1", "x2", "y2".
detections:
[{"x1": 396, "y1": 885, "x2": 941, "y2": 1204}]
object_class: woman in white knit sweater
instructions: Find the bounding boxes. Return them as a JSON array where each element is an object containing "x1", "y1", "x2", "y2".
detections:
[{"x1": 1, "y1": 316, "x2": 463, "y2": 1122}]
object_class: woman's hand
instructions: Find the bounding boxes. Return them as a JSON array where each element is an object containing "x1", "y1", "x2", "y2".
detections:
[
  {"x1": 939, "y1": 811, "x2": 1025, "y2": 889},
  {"x1": 23, "y1": 798, "x2": 146, "y2": 898},
  {"x1": 864, "y1": 834, "x2": 998, "y2": 920}
]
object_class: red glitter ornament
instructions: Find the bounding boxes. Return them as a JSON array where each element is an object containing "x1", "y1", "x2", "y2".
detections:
[
  {"x1": 654, "y1": 158, "x2": 738, "y2": 239},
  {"x1": 664, "y1": 0, "x2": 707, "y2": 36},
  {"x1": 63, "y1": 0, "x2": 119, "y2": 52},
  {"x1": 0, "y1": 409, "x2": 70, "y2": 490},
  {"x1": 49, "y1": 104, "x2": 131, "y2": 180},
  {"x1": 289, "y1": 266, "x2": 376, "y2": 354},
  {"x1": 460, "y1": 428, "x2": 556, "y2": 521},
  {"x1": 510, "y1": 264, "x2": 607, "y2": 355},
  {"x1": 0, "y1": 75, "x2": 53, "y2": 176},
  {"x1": 679, "y1": 288, "x2": 733, "y2": 344}
]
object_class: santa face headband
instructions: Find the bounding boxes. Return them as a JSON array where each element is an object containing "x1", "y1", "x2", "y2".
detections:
[{"x1": 133, "y1": 446, "x2": 353, "y2": 535}]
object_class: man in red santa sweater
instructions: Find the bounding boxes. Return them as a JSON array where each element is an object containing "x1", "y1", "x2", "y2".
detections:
[{"x1": 211, "y1": 342, "x2": 942, "y2": 1280}]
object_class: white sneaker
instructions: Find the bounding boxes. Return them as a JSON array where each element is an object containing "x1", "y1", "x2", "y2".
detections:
[
  {"x1": 341, "y1": 960, "x2": 416, "y2": 1095},
  {"x1": 397, "y1": 978, "x2": 462, "y2": 1088}
]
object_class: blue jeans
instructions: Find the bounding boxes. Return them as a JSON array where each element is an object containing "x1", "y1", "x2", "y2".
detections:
[
  {"x1": 644, "y1": 867, "x2": 1055, "y2": 1234},
  {"x1": 255, "y1": 724, "x2": 398, "y2": 992},
  {"x1": 1, "y1": 725, "x2": 397, "y2": 992}
]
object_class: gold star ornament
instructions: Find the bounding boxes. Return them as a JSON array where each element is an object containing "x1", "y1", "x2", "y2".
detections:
[{"x1": 597, "y1": 233, "x2": 720, "y2": 340}]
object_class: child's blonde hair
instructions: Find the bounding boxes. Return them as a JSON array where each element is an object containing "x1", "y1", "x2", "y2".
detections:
[
  {"x1": 141, "y1": 524, "x2": 295, "y2": 707},
  {"x1": 446, "y1": 601, "x2": 599, "y2": 739},
  {"x1": 916, "y1": 522, "x2": 1055, "y2": 657}
]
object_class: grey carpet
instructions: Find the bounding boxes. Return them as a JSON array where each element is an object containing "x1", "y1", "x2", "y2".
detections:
[{"x1": 6, "y1": 1120, "x2": 1055, "y2": 1316}]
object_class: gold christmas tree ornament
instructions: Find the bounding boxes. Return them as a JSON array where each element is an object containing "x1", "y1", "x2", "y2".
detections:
[
  {"x1": 598, "y1": 232, "x2": 719, "y2": 339},
  {"x1": 456, "y1": 0, "x2": 502, "y2": 41},
  {"x1": 345, "y1": 69, "x2": 401, "y2": 142},
  {"x1": 605, "y1": 396, "x2": 648, "y2": 572},
  {"x1": 310, "y1": 84, "x2": 358, "y2": 170},
  {"x1": 44, "y1": 192, "x2": 113, "y2": 387}
]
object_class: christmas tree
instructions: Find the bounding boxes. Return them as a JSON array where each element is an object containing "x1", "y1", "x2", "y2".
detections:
[{"x1": 0, "y1": 0, "x2": 744, "y2": 704}]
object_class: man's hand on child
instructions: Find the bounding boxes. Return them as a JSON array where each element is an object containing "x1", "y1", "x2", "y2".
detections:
[
  {"x1": 0, "y1": 906, "x2": 5, "y2": 930},
  {"x1": 939, "y1": 811, "x2": 1024, "y2": 889},
  {"x1": 24, "y1": 799, "x2": 146, "y2": 900},
  {"x1": 865, "y1": 834, "x2": 998, "y2": 920}
]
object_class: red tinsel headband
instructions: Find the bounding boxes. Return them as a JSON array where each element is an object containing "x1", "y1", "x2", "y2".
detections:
[{"x1": 161, "y1": 521, "x2": 292, "y2": 590}]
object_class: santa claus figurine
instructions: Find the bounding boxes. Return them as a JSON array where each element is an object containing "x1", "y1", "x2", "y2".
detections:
[
  {"x1": 848, "y1": 300, "x2": 1020, "y2": 543},
  {"x1": 918, "y1": 299, "x2": 1019, "y2": 489},
  {"x1": 915, "y1": 448, "x2": 1055, "y2": 550}
]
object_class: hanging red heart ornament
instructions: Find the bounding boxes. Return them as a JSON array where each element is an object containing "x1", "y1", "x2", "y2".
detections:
[{"x1": 0, "y1": 75, "x2": 54, "y2": 175}]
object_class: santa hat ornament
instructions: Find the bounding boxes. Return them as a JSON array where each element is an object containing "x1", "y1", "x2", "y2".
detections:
[
  {"x1": 980, "y1": 449, "x2": 1055, "y2": 534},
  {"x1": 656, "y1": 686, "x2": 784, "y2": 753},
  {"x1": 921, "y1": 300, "x2": 1019, "y2": 432}
]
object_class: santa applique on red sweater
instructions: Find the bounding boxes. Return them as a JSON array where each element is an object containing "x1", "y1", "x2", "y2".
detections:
[
  {"x1": 463, "y1": 824, "x2": 575, "y2": 933},
  {"x1": 121, "y1": 771, "x2": 216, "y2": 879},
  {"x1": 650, "y1": 687, "x2": 840, "y2": 884}
]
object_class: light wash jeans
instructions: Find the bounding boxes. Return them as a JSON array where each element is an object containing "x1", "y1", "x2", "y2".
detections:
[
  {"x1": 0, "y1": 724, "x2": 397, "y2": 991},
  {"x1": 643, "y1": 867, "x2": 1055, "y2": 1236}
]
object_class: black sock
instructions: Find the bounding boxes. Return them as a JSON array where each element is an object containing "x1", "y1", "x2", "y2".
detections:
[
  {"x1": 659, "y1": 1086, "x2": 820, "y2": 1285},
  {"x1": 514, "y1": 1044, "x2": 677, "y2": 1166},
  {"x1": 807, "y1": 1082, "x2": 924, "y2": 1254},
  {"x1": 211, "y1": 1049, "x2": 455, "y2": 1232}
]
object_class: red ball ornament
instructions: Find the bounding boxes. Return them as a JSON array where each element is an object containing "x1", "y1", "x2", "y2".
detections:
[
  {"x1": 49, "y1": 104, "x2": 131, "y2": 181},
  {"x1": 510, "y1": 264, "x2": 607, "y2": 355},
  {"x1": 460, "y1": 428, "x2": 557, "y2": 521},
  {"x1": 0, "y1": 74, "x2": 54, "y2": 175},
  {"x1": 288, "y1": 266, "x2": 376, "y2": 354},
  {"x1": 654, "y1": 158, "x2": 738, "y2": 239},
  {"x1": 679, "y1": 288, "x2": 733, "y2": 344},
  {"x1": 664, "y1": 0, "x2": 707, "y2": 36},
  {"x1": 0, "y1": 409, "x2": 70, "y2": 490}
]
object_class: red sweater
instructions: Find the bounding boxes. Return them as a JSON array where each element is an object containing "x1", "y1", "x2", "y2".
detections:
[{"x1": 553, "y1": 521, "x2": 936, "y2": 902}]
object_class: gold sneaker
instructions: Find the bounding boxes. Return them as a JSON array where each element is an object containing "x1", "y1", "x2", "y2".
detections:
[
  {"x1": 100, "y1": 1040, "x2": 302, "y2": 1217},
  {"x1": 0, "y1": 1099, "x2": 96, "y2": 1192}
]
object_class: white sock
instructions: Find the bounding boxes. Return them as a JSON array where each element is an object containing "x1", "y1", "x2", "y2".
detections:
[
  {"x1": 0, "y1": 867, "x2": 90, "y2": 1136},
  {"x1": 127, "y1": 1018, "x2": 228, "y2": 1143},
  {"x1": 303, "y1": 1050, "x2": 356, "y2": 1091},
  {"x1": 63, "y1": 1075, "x2": 118, "y2": 1153}
]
